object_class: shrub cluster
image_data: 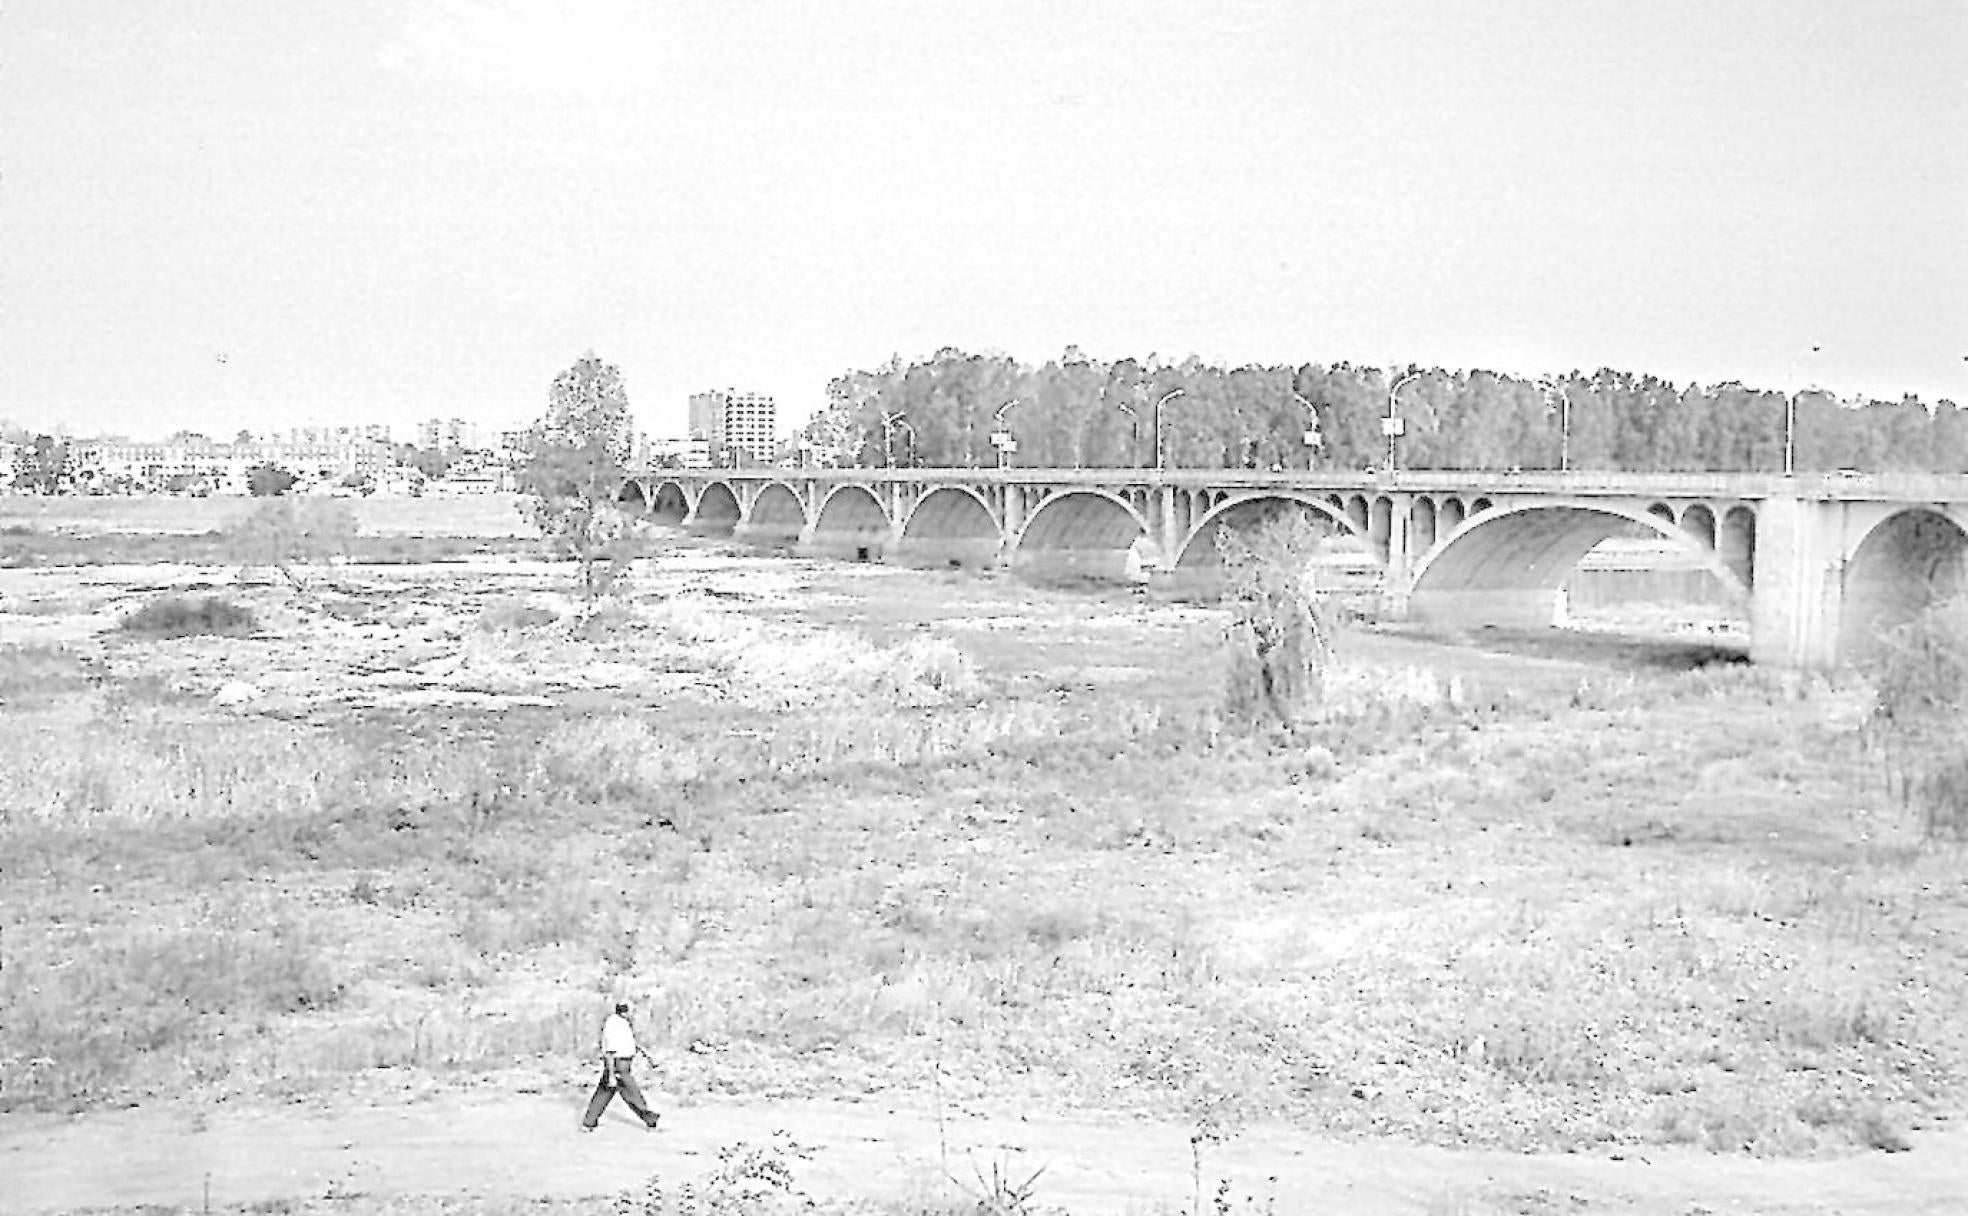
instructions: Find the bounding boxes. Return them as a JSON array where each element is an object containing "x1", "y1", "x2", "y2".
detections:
[
  {"x1": 118, "y1": 594, "x2": 257, "y2": 639},
  {"x1": 1861, "y1": 596, "x2": 1968, "y2": 841}
]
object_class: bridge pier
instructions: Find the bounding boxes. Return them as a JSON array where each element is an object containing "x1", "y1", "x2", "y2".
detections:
[{"x1": 1748, "y1": 497, "x2": 1842, "y2": 668}]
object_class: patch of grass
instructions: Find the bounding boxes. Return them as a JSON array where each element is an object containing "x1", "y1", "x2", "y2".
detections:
[
  {"x1": 0, "y1": 642, "x2": 91, "y2": 702},
  {"x1": 0, "y1": 915, "x2": 343, "y2": 1111},
  {"x1": 120, "y1": 593, "x2": 258, "y2": 638},
  {"x1": 4, "y1": 552, "x2": 1965, "y2": 1159}
]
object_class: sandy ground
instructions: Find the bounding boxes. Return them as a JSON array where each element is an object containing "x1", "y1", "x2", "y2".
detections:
[{"x1": 4, "y1": 1089, "x2": 1966, "y2": 1216}]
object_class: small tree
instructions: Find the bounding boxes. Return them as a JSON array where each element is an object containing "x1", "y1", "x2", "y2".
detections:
[
  {"x1": 13, "y1": 435, "x2": 67, "y2": 494},
  {"x1": 521, "y1": 352, "x2": 640, "y2": 603},
  {"x1": 1861, "y1": 596, "x2": 1968, "y2": 842},
  {"x1": 1218, "y1": 511, "x2": 1335, "y2": 728},
  {"x1": 228, "y1": 498, "x2": 356, "y2": 589}
]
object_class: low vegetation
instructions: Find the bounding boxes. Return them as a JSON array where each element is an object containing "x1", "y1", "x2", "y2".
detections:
[
  {"x1": 118, "y1": 593, "x2": 258, "y2": 638},
  {"x1": 1860, "y1": 596, "x2": 1968, "y2": 842},
  {"x1": 4, "y1": 541, "x2": 1967, "y2": 1195},
  {"x1": 1217, "y1": 511, "x2": 1335, "y2": 728}
]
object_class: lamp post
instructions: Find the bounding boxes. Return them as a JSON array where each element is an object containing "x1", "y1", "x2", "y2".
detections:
[
  {"x1": 881, "y1": 412, "x2": 916, "y2": 468},
  {"x1": 1784, "y1": 344, "x2": 1824, "y2": 476},
  {"x1": 1290, "y1": 391, "x2": 1323, "y2": 470},
  {"x1": 1539, "y1": 377, "x2": 1572, "y2": 472},
  {"x1": 990, "y1": 399, "x2": 1021, "y2": 469},
  {"x1": 1385, "y1": 371, "x2": 1421, "y2": 473},
  {"x1": 1153, "y1": 387, "x2": 1186, "y2": 470}
]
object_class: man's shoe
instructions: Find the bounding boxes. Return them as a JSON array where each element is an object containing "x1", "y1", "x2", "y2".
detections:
[
  {"x1": 644, "y1": 1115, "x2": 661, "y2": 1131},
  {"x1": 580, "y1": 1125, "x2": 596, "y2": 1133}
]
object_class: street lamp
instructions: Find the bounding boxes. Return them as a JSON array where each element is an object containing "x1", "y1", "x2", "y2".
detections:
[
  {"x1": 1784, "y1": 344, "x2": 1824, "y2": 476},
  {"x1": 1153, "y1": 387, "x2": 1186, "y2": 470},
  {"x1": 1539, "y1": 377, "x2": 1572, "y2": 472},
  {"x1": 1385, "y1": 371, "x2": 1421, "y2": 473},
  {"x1": 881, "y1": 412, "x2": 917, "y2": 468},
  {"x1": 990, "y1": 399, "x2": 1021, "y2": 469},
  {"x1": 1290, "y1": 391, "x2": 1324, "y2": 470}
]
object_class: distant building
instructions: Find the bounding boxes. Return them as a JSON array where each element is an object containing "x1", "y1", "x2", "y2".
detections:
[
  {"x1": 69, "y1": 434, "x2": 394, "y2": 495},
  {"x1": 417, "y1": 417, "x2": 486, "y2": 452},
  {"x1": 643, "y1": 436, "x2": 712, "y2": 469},
  {"x1": 688, "y1": 389, "x2": 777, "y2": 466}
]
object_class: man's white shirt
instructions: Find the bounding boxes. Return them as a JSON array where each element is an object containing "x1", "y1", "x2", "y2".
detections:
[{"x1": 602, "y1": 1014, "x2": 636, "y2": 1058}]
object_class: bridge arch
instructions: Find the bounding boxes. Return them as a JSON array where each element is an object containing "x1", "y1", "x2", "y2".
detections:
[
  {"x1": 1164, "y1": 493, "x2": 1368, "y2": 599},
  {"x1": 1681, "y1": 503, "x2": 1717, "y2": 549},
  {"x1": 896, "y1": 486, "x2": 1002, "y2": 569},
  {"x1": 650, "y1": 481, "x2": 689, "y2": 526},
  {"x1": 809, "y1": 484, "x2": 892, "y2": 560},
  {"x1": 1012, "y1": 489, "x2": 1150, "y2": 583},
  {"x1": 1837, "y1": 507, "x2": 1968, "y2": 659},
  {"x1": 688, "y1": 482, "x2": 741, "y2": 535},
  {"x1": 1171, "y1": 493, "x2": 1362, "y2": 566},
  {"x1": 741, "y1": 482, "x2": 807, "y2": 544},
  {"x1": 1411, "y1": 496, "x2": 1440, "y2": 555},
  {"x1": 617, "y1": 481, "x2": 649, "y2": 513},
  {"x1": 1409, "y1": 500, "x2": 1749, "y2": 630}
]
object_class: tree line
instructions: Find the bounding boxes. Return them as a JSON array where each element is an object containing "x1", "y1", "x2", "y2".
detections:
[{"x1": 797, "y1": 349, "x2": 1968, "y2": 474}]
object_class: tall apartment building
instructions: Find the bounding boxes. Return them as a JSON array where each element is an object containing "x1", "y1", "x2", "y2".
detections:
[{"x1": 687, "y1": 389, "x2": 777, "y2": 466}]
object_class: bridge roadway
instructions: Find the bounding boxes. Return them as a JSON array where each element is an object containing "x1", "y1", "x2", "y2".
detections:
[{"x1": 618, "y1": 467, "x2": 1968, "y2": 669}]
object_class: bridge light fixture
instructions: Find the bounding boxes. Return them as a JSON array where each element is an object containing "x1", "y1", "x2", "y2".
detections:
[
  {"x1": 992, "y1": 400, "x2": 1023, "y2": 469},
  {"x1": 1290, "y1": 391, "x2": 1324, "y2": 470},
  {"x1": 1153, "y1": 388, "x2": 1186, "y2": 471},
  {"x1": 1386, "y1": 371, "x2": 1422, "y2": 474},
  {"x1": 1784, "y1": 344, "x2": 1825, "y2": 477},
  {"x1": 1538, "y1": 377, "x2": 1572, "y2": 473},
  {"x1": 881, "y1": 412, "x2": 917, "y2": 468}
]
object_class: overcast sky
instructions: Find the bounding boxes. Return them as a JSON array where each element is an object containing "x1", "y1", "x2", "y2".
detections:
[{"x1": 3, "y1": 0, "x2": 1963, "y2": 443}]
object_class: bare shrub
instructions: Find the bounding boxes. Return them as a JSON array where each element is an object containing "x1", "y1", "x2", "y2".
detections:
[
  {"x1": 1217, "y1": 512, "x2": 1334, "y2": 728},
  {"x1": 1859, "y1": 596, "x2": 1968, "y2": 842},
  {"x1": 474, "y1": 597, "x2": 559, "y2": 633},
  {"x1": 728, "y1": 630, "x2": 981, "y2": 709},
  {"x1": 227, "y1": 497, "x2": 357, "y2": 589},
  {"x1": 538, "y1": 715, "x2": 702, "y2": 811},
  {"x1": 119, "y1": 594, "x2": 257, "y2": 639}
]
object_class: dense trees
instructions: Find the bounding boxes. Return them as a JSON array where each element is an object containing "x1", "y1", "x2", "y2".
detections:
[{"x1": 808, "y1": 350, "x2": 1968, "y2": 475}]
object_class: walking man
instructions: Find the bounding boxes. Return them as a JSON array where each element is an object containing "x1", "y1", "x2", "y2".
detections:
[{"x1": 580, "y1": 1001, "x2": 661, "y2": 1132}]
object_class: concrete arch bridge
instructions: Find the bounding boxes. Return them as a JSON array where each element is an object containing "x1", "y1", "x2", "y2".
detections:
[{"x1": 619, "y1": 468, "x2": 1968, "y2": 669}]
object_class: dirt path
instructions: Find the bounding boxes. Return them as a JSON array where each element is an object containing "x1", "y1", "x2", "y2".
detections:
[{"x1": 4, "y1": 1090, "x2": 1965, "y2": 1216}]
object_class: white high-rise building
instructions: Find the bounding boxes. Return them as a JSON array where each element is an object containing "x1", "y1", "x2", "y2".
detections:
[{"x1": 687, "y1": 389, "x2": 777, "y2": 466}]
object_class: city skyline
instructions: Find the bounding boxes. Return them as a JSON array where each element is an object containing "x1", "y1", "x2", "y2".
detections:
[{"x1": 3, "y1": 2, "x2": 1964, "y2": 444}]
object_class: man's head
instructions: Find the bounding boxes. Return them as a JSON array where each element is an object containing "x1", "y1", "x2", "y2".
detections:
[{"x1": 614, "y1": 1001, "x2": 630, "y2": 1016}]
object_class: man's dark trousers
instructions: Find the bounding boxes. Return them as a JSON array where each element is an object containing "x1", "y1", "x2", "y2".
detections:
[{"x1": 581, "y1": 1057, "x2": 660, "y2": 1129}]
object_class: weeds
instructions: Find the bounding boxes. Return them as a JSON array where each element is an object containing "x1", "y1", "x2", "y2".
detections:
[
  {"x1": 4, "y1": 548, "x2": 1965, "y2": 1162},
  {"x1": 228, "y1": 498, "x2": 357, "y2": 589},
  {"x1": 1858, "y1": 596, "x2": 1968, "y2": 842},
  {"x1": 119, "y1": 594, "x2": 258, "y2": 638},
  {"x1": 1218, "y1": 513, "x2": 1334, "y2": 728},
  {"x1": 950, "y1": 1156, "x2": 1048, "y2": 1215},
  {"x1": 616, "y1": 1131, "x2": 815, "y2": 1216}
]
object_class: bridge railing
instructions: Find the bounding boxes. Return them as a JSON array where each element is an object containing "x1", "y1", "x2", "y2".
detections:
[{"x1": 630, "y1": 466, "x2": 1968, "y2": 501}]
